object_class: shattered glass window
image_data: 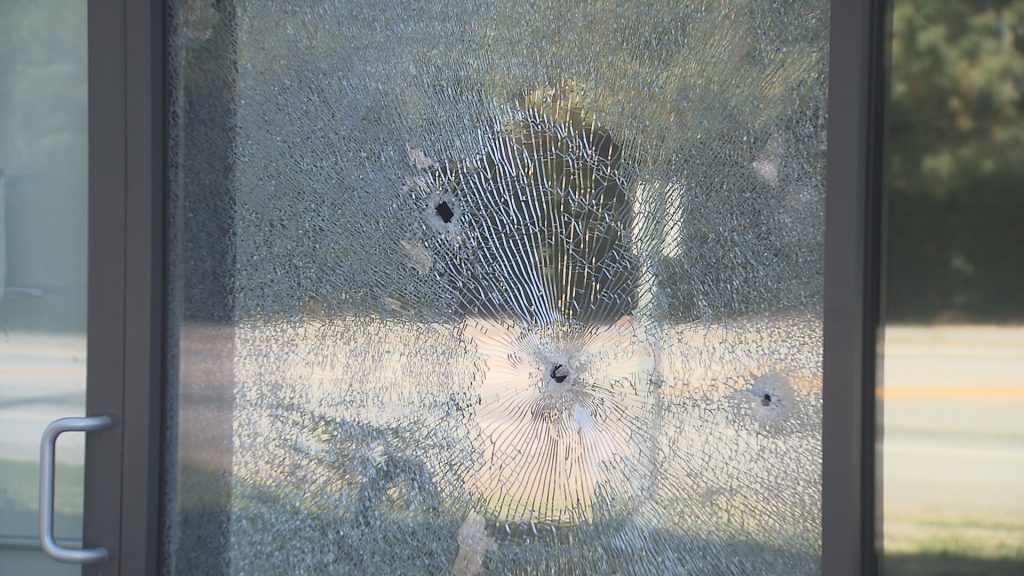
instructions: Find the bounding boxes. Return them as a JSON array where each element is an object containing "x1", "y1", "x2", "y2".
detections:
[{"x1": 164, "y1": 1, "x2": 829, "y2": 574}]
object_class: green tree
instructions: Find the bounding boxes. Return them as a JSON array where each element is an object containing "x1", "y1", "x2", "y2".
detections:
[{"x1": 885, "y1": 0, "x2": 1024, "y2": 321}]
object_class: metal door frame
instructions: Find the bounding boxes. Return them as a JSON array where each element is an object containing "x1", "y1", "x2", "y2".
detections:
[
  {"x1": 822, "y1": 1, "x2": 888, "y2": 575},
  {"x1": 82, "y1": 0, "x2": 886, "y2": 574},
  {"x1": 85, "y1": 1, "x2": 164, "y2": 575}
]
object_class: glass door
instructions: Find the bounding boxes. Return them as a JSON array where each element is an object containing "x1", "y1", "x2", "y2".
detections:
[
  {"x1": 2, "y1": 1, "x2": 880, "y2": 575},
  {"x1": 1, "y1": 2, "x2": 164, "y2": 575},
  {"x1": 0, "y1": 3, "x2": 90, "y2": 575},
  {"x1": 160, "y1": 1, "x2": 857, "y2": 575}
]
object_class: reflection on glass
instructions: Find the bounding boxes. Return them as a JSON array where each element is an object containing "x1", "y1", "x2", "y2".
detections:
[
  {"x1": 882, "y1": 1, "x2": 1024, "y2": 575},
  {"x1": 0, "y1": 1, "x2": 88, "y2": 574},
  {"x1": 165, "y1": 1, "x2": 831, "y2": 574}
]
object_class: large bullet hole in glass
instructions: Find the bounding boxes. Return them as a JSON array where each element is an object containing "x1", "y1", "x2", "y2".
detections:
[
  {"x1": 435, "y1": 201, "x2": 455, "y2": 224},
  {"x1": 550, "y1": 364, "x2": 569, "y2": 383}
]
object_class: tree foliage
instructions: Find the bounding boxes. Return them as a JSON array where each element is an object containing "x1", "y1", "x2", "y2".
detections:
[{"x1": 885, "y1": 0, "x2": 1024, "y2": 321}]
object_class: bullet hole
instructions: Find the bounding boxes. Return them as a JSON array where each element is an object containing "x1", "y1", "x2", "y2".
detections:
[
  {"x1": 550, "y1": 364, "x2": 569, "y2": 383},
  {"x1": 435, "y1": 201, "x2": 455, "y2": 223},
  {"x1": 761, "y1": 393, "x2": 773, "y2": 407}
]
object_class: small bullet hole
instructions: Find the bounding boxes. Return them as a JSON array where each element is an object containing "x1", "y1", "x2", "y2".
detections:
[
  {"x1": 550, "y1": 364, "x2": 569, "y2": 383},
  {"x1": 761, "y1": 393, "x2": 773, "y2": 407},
  {"x1": 435, "y1": 201, "x2": 455, "y2": 223}
]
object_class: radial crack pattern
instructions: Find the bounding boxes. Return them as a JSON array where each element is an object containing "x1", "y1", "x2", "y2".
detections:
[{"x1": 166, "y1": 1, "x2": 830, "y2": 574}]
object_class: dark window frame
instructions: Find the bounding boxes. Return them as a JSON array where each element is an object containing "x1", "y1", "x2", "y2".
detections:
[
  {"x1": 82, "y1": 0, "x2": 886, "y2": 574},
  {"x1": 821, "y1": 0, "x2": 888, "y2": 575},
  {"x1": 85, "y1": 1, "x2": 164, "y2": 575}
]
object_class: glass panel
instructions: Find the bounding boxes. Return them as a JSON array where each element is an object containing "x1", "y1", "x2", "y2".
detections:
[
  {"x1": 0, "y1": 1, "x2": 88, "y2": 574},
  {"x1": 880, "y1": 1, "x2": 1024, "y2": 575},
  {"x1": 164, "y1": 1, "x2": 831, "y2": 574}
]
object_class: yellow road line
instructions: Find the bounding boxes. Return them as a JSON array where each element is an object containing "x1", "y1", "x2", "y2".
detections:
[{"x1": 879, "y1": 385, "x2": 1024, "y2": 398}]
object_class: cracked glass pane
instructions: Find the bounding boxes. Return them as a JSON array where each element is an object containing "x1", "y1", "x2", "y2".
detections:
[{"x1": 164, "y1": 1, "x2": 829, "y2": 574}]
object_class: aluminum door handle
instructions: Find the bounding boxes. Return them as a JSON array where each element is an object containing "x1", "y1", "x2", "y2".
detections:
[{"x1": 39, "y1": 415, "x2": 114, "y2": 564}]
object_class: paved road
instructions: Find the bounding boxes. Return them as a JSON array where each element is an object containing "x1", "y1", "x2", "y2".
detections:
[
  {"x1": 881, "y1": 325, "x2": 1024, "y2": 557},
  {"x1": 0, "y1": 333, "x2": 86, "y2": 464},
  {"x1": 2, "y1": 325, "x2": 1022, "y2": 559}
]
